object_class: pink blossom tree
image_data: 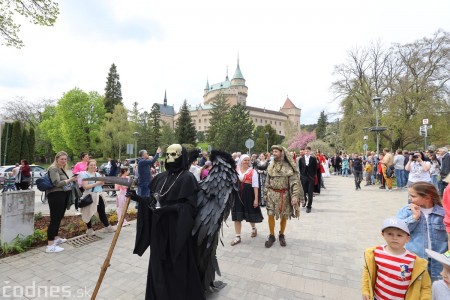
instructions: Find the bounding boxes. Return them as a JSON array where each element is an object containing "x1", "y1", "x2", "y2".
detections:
[{"x1": 288, "y1": 131, "x2": 316, "y2": 151}]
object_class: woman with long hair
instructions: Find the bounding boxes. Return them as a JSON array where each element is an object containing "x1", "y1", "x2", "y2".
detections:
[
  {"x1": 18, "y1": 159, "x2": 32, "y2": 190},
  {"x1": 46, "y1": 151, "x2": 79, "y2": 253},
  {"x1": 115, "y1": 166, "x2": 131, "y2": 227},
  {"x1": 72, "y1": 152, "x2": 89, "y2": 193},
  {"x1": 81, "y1": 159, "x2": 116, "y2": 236},
  {"x1": 397, "y1": 181, "x2": 448, "y2": 281},
  {"x1": 230, "y1": 154, "x2": 264, "y2": 246}
]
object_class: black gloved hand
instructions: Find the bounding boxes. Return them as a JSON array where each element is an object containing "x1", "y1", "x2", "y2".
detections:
[{"x1": 126, "y1": 189, "x2": 139, "y2": 201}]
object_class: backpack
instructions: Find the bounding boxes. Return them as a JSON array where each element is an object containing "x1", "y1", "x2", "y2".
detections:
[
  {"x1": 386, "y1": 165, "x2": 395, "y2": 178},
  {"x1": 36, "y1": 172, "x2": 53, "y2": 191}
]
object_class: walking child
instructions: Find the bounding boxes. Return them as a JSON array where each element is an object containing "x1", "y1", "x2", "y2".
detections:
[{"x1": 362, "y1": 217, "x2": 431, "y2": 300}]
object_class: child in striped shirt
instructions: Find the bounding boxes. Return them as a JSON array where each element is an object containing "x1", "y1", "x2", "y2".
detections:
[{"x1": 362, "y1": 217, "x2": 431, "y2": 300}]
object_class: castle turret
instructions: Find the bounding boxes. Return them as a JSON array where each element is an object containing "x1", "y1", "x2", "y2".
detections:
[{"x1": 280, "y1": 97, "x2": 301, "y2": 129}]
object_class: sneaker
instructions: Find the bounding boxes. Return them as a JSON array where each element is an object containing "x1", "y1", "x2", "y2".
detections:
[
  {"x1": 279, "y1": 233, "x2": 286, "y2": 247},
  {"x1": 55, "y1": 238, "x2": 67, "y2": 245},
  {"x1": 104, "y1": 226, "x2": 116, "y2": 233},
  {"x1": 86, "y1": 228, "x2": 96, "y2": 236},
  {"x1": 265, "y1": 235, "x2": 276, "y2": 248},
  {"x1": 387, "y1": 189, "x2": 392, "y2": 192},
  {"x1": 46, "y1": 245, "x2": 64, "y2": 253}
]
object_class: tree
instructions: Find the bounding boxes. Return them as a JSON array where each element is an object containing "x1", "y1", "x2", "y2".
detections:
[
  {"x1": 316, "y1": 111, "x2": 327, "y2": 140},
  {"x1": 20, "y1": 128, "x2": 30, "y2": 161},
  {"x1": 254, "y1": 125, "x2": 280, "y2": 154},
  {"x1": 104, "y1": 63, "x2": 123, "y2": 113},
  {"x1": 28, "y1": 127, "x2": 36, "y2": 162},
  {"x1": 175, "y1": 100, "x2": 197, "y2": 145},
  {"x1": 196, "y1": 131, "x2": 205, "y2": 143},
  {"x1": 307, "y1": 140, "x2": 334, "y2": 157},
  {"x1": 100, "y1": 104, "x2": 133, "y2": 159},
  {"x1": 148, "y1": 103, "x2": 161, "y2": 151},
  {"x1": 216, "y1": 104, "x2": 254, "y2": 152},
  {"x1": 206, "y1": 93, "x2": 230, "y2": 143},
  {"x1": 0, "y1": 98, "x2": 55, "y2": 129},
  {"x1": 8, "y1": 121, "x2": 22, "y2": 164},
  {"x1": 287, "y1": 131, "x2": 316, "y2": 151},
  {"x1": 0, "y1": 0, "x2": 59, "y2": 48},
  {"x1": 159, "y1": 121, "x2": 176, "y2": 150},
  {"x1": 39, "y1": 88, "x2": 105, "y2": 156}
]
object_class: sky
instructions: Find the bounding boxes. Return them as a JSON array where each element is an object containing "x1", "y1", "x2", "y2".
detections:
[{"x1": 1, "y1": 0, "x2": 449, "y2": 124}]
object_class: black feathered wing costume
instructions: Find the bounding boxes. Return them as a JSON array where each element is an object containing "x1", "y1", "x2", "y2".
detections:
[{"x1": 192, "y1": 150, "x2": 239, "y2": 290}]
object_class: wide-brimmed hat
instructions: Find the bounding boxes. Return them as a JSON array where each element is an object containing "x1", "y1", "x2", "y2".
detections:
[{"x1": 425, "y1": 249, "x2": 450, "y2": 266}]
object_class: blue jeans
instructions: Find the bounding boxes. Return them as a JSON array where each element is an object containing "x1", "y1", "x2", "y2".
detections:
[
  {"x1": 394, "y1": 169, "x2": 404, "y2": 188},
  {"x1": 342, "y1": 168, "x2": 348, "y2": 176},
  {"x1": 431, "y1": 175, "x2": 438, "y2": 191}
]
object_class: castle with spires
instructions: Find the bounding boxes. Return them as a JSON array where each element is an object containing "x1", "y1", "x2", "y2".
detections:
[{"x1": 158, "y1": 60, "x2": 301, "y2": 137}]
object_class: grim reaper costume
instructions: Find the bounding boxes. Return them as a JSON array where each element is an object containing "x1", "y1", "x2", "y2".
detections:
[{"x1": 129, "y1": 144, "x2": 238, "y2": 300}]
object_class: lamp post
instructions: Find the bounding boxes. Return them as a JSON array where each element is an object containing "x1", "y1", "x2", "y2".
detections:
[
  {"x1": 372, "y1": 96, "x2": 381, "y2": 155},
  {"x1": 133, "y1": 132, "x2": 140, "y2": 158},
  {"x1": 265, "y1": 132, "x2": 269, "y2": 153}
]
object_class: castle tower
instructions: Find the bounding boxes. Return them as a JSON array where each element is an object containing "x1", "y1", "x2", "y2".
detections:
[{"x1": 280, "y1": 97, "x2": 301, "y2": 129}]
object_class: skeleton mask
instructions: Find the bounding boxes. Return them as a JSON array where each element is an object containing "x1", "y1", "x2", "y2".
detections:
[{"x1": 166, "y1": 144, "x2": 182, "y2": 163}]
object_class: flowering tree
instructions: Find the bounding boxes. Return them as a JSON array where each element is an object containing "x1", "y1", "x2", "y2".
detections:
[{"x1": 288, "y1": 131, "x2": 316, "y2": 150}]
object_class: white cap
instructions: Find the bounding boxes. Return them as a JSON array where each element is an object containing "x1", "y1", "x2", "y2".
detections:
[
  {"x1": 381, "y1": 217, "x2": 410, "y2": 235},
  {"x1": 425, "y1": 249, "x2": 450, "y2": 267}
]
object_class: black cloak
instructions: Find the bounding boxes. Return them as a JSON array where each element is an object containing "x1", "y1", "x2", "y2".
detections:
[{"x1": 133, "y1": 148, "x2": 205, "y2": 300}]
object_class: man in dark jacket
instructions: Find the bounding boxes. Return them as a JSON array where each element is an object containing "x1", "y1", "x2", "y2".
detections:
[
  {"x1": 138, "y1": 147, "x2": 161, "y2": 197},
  {"x1": 438, "y1": 147, "x2": 450, "y2": 195},
  {"x1": 297, "y1": 146, "x2": 317, "y2": 213}
]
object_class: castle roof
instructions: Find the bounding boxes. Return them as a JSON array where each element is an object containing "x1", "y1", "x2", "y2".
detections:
[
  {"x1": 281, "y1": 97, "x2": 299, "y2": 109},
  {"x1": 246, "y1": 106, "x2": 287, "y2": 117},
  {"x1": 232, "y1": 61, "x2": 244, "y2": 79},
  {"x1": 157, "y1": 103, "x2": 175, "y2": 116}
]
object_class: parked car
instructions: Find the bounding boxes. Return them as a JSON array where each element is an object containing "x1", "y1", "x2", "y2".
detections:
[
  {"x1": 0, "y1": 164, "x2": 46, "y2": 186},
  {"x1": 124, "y1": 158, "x2": 138, "y2": 175}
]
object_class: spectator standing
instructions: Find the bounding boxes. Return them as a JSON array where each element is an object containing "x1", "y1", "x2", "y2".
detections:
[
  {"x1": 393, "y1": 149, "x2": 406, "y2": 189},
  {"x1": 198, "y1": 151, "x2": 208, "y2": 167},
  {"x1": 425, "y1": 249, "x2": 450, "y2": 300},
  {"x1": 189, "y1": 159, "x2": 201, "y2": 181},
  {"x1": 18, "y1": 159, "x2": 32, "y2": 190},
  {"x1": 46, "y1": 151, "x2": 79, "y2": 253},
  {"x1": 430, "y1": 153, "x2": 441, "y2": 191},
  {"x1": 405, "y1": 151, "x2": 431, "y2": 186},
  {"x1": 115, "y1": 167, "x2": 130, "y2": 227},
  {"x1": 137, "y1": 147, "x2": 161, "y2": 197},
  {"x1": 81, "y1": 159, "x2": 116, "y2": 236},
  {"x1": 352, "y1": 154, "x2": 363, "y2": 190},
  {"x1": 72, "y1": 152, "x2": 89, "y2": 193},
  {"x1": 200, "y1": 161, "x2": 212, "y2": 180},
  {"x1": 381, "y1": 148, "x2": 394, "y2": 191},
  {"x1": 397, "y1": 181, "x2": 448, "y2": 282},
  {"x1": 438, "y1": 147, "x2": 450, "y2": 196},
  {"x1": 341, "y1": 155, "x2": 349, "y2": 177}
]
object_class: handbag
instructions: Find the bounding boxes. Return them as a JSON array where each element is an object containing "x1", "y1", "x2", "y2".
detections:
[{"x1": 78, "y1": 172, "x2": 101, "y2": 208}]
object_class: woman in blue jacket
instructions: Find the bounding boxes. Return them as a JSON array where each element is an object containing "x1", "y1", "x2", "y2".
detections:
[{"x1": 397, "y1": 181, "x2": 448, "y2": 281}]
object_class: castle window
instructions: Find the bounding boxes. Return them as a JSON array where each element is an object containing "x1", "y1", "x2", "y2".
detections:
[
  {"x1": 199, "y1": 119, "x2": 201, "y2": 123},
  {"x1": 270, "y1": 120, "x2": 272, "y2": 124},
  {"x1": 279, "y1": 131, "x2": 281, "y2": 134},
  {"x1": 265, "y1": 120, "x2": 267, "y2": 124},
  {"x1": 204, "y1": 119, "x2": 207, "y2": 123},
  {"x1": 260, "y1": 119, "x2": 262, "y2": 123}
]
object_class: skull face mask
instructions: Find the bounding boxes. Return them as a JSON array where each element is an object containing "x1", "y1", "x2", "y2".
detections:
[{"x1": 166, "y1": 144, "x2": 182, "y2": 163}]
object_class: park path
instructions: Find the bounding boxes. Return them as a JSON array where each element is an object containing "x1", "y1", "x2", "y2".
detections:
[{"x1": 0, "y1": 175, "x2": 408, "y2": 299}]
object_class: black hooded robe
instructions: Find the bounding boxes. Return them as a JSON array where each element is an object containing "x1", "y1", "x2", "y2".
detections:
[{"x1": 133, "y1": 169, "x2": 205, "y2": 300}]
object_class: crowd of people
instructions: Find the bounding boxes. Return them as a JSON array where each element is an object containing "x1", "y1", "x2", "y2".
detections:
[{"x1": 33, "y1": 143, "x2": 450, "y2": 298}]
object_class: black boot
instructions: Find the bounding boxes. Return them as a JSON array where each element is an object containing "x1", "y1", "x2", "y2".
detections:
[{"x1": 265, "y1": 235, "x2": 276, "y2": 248}]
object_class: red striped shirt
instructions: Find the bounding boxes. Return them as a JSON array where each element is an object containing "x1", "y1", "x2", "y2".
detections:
[{"x1": 374, "y1": 245, "x2": 416, "y2": 300}]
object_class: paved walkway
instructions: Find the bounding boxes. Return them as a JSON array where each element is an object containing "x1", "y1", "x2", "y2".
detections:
[{"x1": 0, "y1": 175, "x2": 408, "y2": 300}]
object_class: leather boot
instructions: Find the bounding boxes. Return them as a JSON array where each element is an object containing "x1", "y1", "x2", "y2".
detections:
[
  {"x1": 279, "y1": 233, "x2": 286, "y2": 247},
  {"x1": 265, "y1": 235, "x2": 276, "y2": 248}
]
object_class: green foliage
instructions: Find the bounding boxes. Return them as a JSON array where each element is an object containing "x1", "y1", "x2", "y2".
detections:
[
  {"x1": 175, "y1": 100, "x2": 197, "y2": 145},
  {"x1": 254, "y1": 125, "x2": 281, "y2": 154},
  {"x1": 8, "y1": 121, "x2": 22, "y2": 164},
  {"x1": 38, "y1": 88, "x2": 105, "y2": 156},
  {"x1": 104, "y1": 64, "x2": 123, "y2": 113},
  {"x1": 316, "y1": 111, "x2": 327, "y2": 139},
  {"x1": 100, "y1": 104, "x2": 133, "y2": 159},
  {"x1": 34, "y1": 212, "x2": 43, "y2": 221},
  {"x1": 28, "y1": 127, "x2": 36, "y2": 163},
  {"x1": 20, "y1": 128, "x2": 30, "y2": 161},
  {"x1": 206, "y1": 93, "x2": 230, "y2": 142},
  {"x1": 159, "y1": 121, "x2": 176, "y2": 150},
  {"x1": 214, "y1": 104, "x2": 254, "y2": 152},
  {"x1": 0, "y1": 230, "x2": 47, "y2": 256},
  {"x1": 149, "y1": 103, "x2": 161, "y2": 151},
  {"x1": 307, "y1": 139, "x2": 335, "y2": 156},
  {"x1": 196, "y1": 131, "x2": 205, "y2": 143},
  {"x1": 0, "y1": 0, "x2": 59, "y2": 48},
  {"x1": 301, "y1": 124, "x2": 317, "y2": 132}
]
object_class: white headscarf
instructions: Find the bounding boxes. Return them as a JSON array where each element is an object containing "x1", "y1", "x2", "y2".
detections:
[{"x1": 237, "y1": 154, "x2": 250, "y2": 168}]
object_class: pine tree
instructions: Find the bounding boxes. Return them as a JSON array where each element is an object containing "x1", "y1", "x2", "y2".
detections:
[
  {"x1": 149, "y1": 103, "x2": 161, "y2": 151},
  {"x1": 316, "y1": 110, "x2": 328, "y2": 140},
  {"x1": 217, "y1": 104, "x2": 254, "y2": 152},
  {"x1": 160, "y1": 121, "x2": 176, "y2": 150},
  {"x1": 20, "y1": 128, "x2": 30, "y2": 161},
  {"x1": 28, "y1": 127, "x2": 36, "y2": 163},
  {"x1": 206, "y1": 93, "x2": 230, "y2": 144},
  {"x1": 8, "y1": 121, "x2": 22, "y2": 164},
  {"x1": 254, "y1": 124, "x2": 279, "y2": 154},
  {"x1": 175, "y1": 100, "x2": 197, "y2": 145},
  {"x1": 104, "y1": 63, "x2": 123, "y2": 113}
]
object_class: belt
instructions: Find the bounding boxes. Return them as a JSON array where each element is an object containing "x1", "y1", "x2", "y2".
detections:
[{"x1": 270, "y1": 188, "x2": 287, "y2": 213}]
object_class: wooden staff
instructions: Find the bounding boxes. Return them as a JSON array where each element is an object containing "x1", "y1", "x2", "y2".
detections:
[{"x1": 91, "y1": 196, "x2": 131, "y2": 300}]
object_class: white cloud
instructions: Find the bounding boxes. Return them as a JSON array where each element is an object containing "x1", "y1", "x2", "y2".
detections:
[{"x1": 0, "y1": 0, "x2": 449, "y2": 124}]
